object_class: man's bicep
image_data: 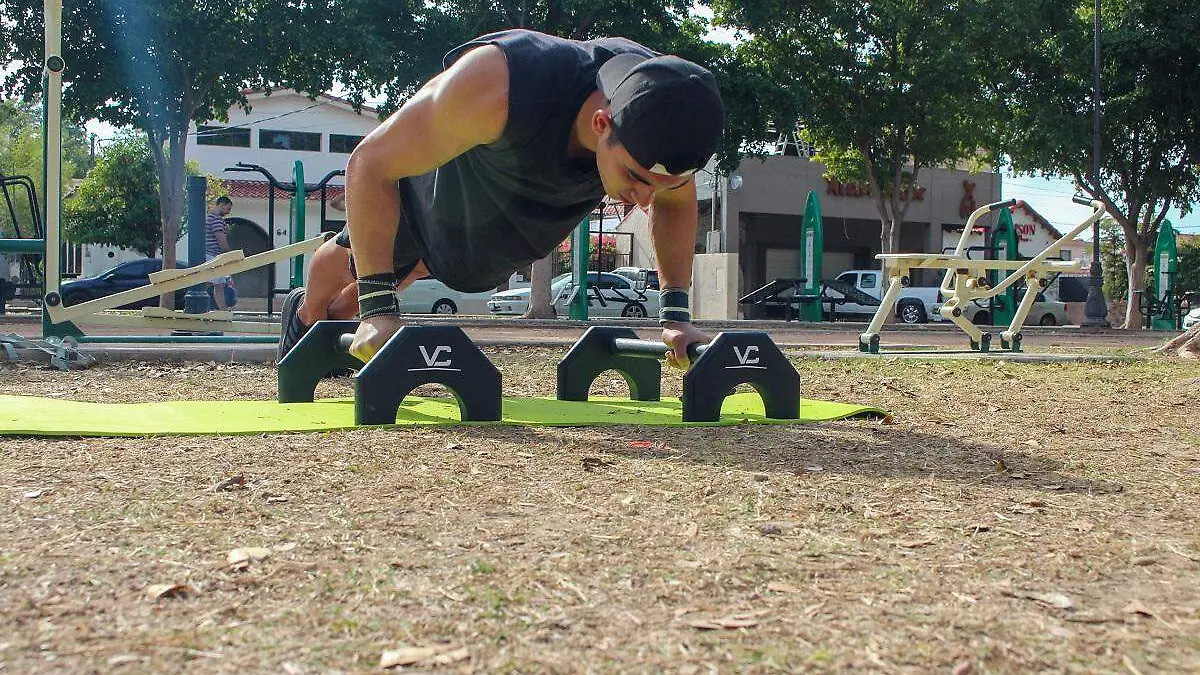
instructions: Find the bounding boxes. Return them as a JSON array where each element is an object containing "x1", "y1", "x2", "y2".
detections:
[{"x1": 351, "y1": 46, "x2": 509, "y2": 180}]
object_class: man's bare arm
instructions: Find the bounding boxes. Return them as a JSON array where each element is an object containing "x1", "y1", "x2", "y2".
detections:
[
  {"x1": 647, "y1": 179, "x2": 699, "y2": 291},
  {"x1": 345, "y1": 45, "x2": 510, "y2": 277},
  {"x1": 647, "y1": 180, "x2": 711, "y2": 368}
]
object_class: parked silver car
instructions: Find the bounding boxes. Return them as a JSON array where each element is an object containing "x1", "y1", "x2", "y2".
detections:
[
  {"x1": 961, "y1": 290, "x2": 1071, "y2": 326},
  {"x1": 488, "y1": 272, "x2": 659, "y2": 318}
]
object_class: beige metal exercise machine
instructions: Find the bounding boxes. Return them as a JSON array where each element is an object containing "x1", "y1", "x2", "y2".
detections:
[
  {"x1": 42, "y1": 235, "x2": 329, "y2": 335},
  {"x1": 859, "y1": 196, "x2": 1107, "y2": 353}
]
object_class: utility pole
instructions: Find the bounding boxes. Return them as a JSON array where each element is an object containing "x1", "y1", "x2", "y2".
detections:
[{"x1": 1082, "y1": 0, "x2": 1110, "y2": 328}]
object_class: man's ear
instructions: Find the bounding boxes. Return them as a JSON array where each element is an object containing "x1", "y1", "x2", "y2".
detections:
[{"x1": 591, "y1": 109, "x2": 613, "y2": 137}]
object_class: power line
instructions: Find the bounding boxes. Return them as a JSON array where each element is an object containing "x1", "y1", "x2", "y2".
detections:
[{"x1": 191, "y1": 102, "x2": 323, "y2": 137}]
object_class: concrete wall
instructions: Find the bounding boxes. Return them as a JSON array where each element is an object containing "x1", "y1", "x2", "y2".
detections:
[
  {"x1": 692, "y1": 253, "x2": 739, "y2": 320},
  {"x1": 185, "y1": 91, "x2": 378, "y2": 182}
]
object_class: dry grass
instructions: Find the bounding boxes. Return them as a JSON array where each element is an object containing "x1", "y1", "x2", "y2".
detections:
[{"x1": 1, "y1": 348, "x2": 1199, "y2": 675}]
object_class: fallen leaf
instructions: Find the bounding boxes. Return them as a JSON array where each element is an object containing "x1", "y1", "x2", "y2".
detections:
[
  {"x1": 227, "y1": 547, "x2": 272, "y2": 570},
  {"x1": 687, "y1": 612, "x2": 766, "y2": 630},
  {"x1": 1003, "y1": 589, "x2": 1074, "y2": 610},
  {"x1": 24, "y1": 489, "x2": 47, "y2": 499},
  {"x1": 274, "y1": 542, "x2": 298, "y2": 553},
  {"x1": 212, "y1": 474, "x2": 245, "y2": 492},
  {"x1": 380, "y1": 645, "x2": 468, "y2": 669},
  {"x1": 766, "y1": 581, "x2": 803, "y2": 594},
  {"x1": 1123, "y1": 600, "x2": 1156, "y2": 618},
  {"x1": 899, "y1": 539, "x2": 935, "y2": 549},
  {"x1": 107, "y1": 655, "x2": 140, "y2": 666},
  {"x1": 146, "y1": 583, "x2": 194, "y2": 600},
  {"x1": 952, "y1": 660, "x2": 973, "y2": 675},
  {"x1": 1068, "y1": 520, "x2": 1095, "y2": 533},
  {"x1": 628, "y1": 440, "x2": 654, "y2": 449},
  {"x1": 681, "y1": 522, "x2": 699, "y2": 538},
  {"x1": 442, "y1": 443, "x2": 464, "y2": 451},
  {"x1": 582, "y1": 457, "x2": 613, "y2": 472},
  {"x1": 759, "y1": 521, "x2": 797, "y2": 536}
]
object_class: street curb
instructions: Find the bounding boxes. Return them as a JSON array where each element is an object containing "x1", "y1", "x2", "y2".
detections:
[{"x1": 64, "y1": 338, "x2": 1136, "y2": 365}]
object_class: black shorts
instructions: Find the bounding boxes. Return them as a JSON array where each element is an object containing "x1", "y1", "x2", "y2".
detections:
[{"x1": 334, "y1": 180, "x2": 426, "y2": 280}]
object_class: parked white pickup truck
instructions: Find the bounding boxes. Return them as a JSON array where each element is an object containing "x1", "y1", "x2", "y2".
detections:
[{"x1": 822, "y1": 269, "x2": 943, "y2": 324}]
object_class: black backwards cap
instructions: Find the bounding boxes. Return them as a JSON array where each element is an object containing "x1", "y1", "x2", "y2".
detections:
[{"x1": 596, "y1": 52, "x2": 725, "y2": 178}]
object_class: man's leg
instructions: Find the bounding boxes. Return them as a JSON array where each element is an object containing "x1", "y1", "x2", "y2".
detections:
[
  {"x1": 297, "y1": 237, "x2": 357, "y2": 325},
  {"x1": 211, "y1": 279, "x2": 229, "y2": 310}
]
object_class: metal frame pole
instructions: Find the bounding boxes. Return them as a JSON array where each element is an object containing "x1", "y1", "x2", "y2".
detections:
[{"x1": 41, "y1": 0, "x2": 65, "y2": 337}]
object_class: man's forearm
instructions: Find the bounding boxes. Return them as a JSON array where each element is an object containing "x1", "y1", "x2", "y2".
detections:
[
  {"x1": 345, "y1": 165, "x2": 403, "y2": 278},
  {"x1": 648, "y1": 200, "x2": 699, "y2": 291}
]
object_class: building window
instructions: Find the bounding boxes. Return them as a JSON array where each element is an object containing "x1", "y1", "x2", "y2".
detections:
[
  {"x1": 329, "y1": 134, "x2": 364, "y2": 154},
  {"x1": 259, "y1": 129, "x2": 321, "y2": 152},
  {"x1": 196, "y1": 125, "x2": 251, "y2": 147}
]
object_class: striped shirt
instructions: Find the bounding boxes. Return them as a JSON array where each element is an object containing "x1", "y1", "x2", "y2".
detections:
[{"x1": 204, "y1": 212, "x2": 227, "y2": 257}]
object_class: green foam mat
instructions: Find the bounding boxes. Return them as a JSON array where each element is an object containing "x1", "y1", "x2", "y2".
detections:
[{"x1": 0, "y1": 393, "x2": 886, "y2": 437}]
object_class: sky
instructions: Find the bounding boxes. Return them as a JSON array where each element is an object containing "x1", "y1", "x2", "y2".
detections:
[{"x1": 1004, "y1": 173, "x2": 1200, "y2": 235}]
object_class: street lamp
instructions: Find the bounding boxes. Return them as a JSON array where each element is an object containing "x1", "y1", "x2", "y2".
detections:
[{"x1": 1082, "y1": 0, "x2": 1110, "y2": 327}]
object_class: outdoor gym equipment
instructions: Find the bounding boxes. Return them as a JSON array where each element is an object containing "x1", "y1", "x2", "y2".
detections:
[
  {"x1": 556, "y1": 326, "x2": 801, "y2": 422},
  {"x1": 32, "y1": 4, "x2": 336, "y2": 342},
  {"x1": 860, "y1": 197, "x2": 1105, "y2": 354},
  {"x1": 276, "y1": 323, "x2": 801, "y2": 425},
  {"x1": 1135, "y1": 220, "x2": 1183, "y2": 330},
  {"x1": 277, "y1": 321, "x2": 503, "y2": 424},
  {"x1": 224, "y1": 161, "x2": 345, "y2": 315}
]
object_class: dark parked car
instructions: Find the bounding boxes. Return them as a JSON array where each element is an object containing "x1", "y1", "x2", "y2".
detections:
[{"x1": 60, "y1": 258, "x2": 206, "y2": 309}]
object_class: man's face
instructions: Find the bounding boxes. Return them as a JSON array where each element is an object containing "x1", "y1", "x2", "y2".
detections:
[
  {"x1": 220, "y1": 202, "x2": 233, "y2": 216},
  {"x1": 594, "y1": 127, "x2": 690, "y2": 209}
]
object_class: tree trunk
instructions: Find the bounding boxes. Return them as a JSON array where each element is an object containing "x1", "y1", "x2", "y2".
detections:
[
  {"x1": 1122, "y1": 236, "x2": 1150, "y2": 330},
  {"x1": 523, "y1": 252, "x2": 556, "y2": 319},
  {"x1": 148, "y1": 127, "x2": 188, "y2": 310},
  {"x1": 1154, "y1": 323, "x2": 1200, "y2": 358}
]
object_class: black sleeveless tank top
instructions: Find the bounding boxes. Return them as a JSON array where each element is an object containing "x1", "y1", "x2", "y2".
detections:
[{"x1": 400, "y1": 30, "x2": 656, "y2": 292}]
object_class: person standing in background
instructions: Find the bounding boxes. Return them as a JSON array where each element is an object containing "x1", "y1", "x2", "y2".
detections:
[{"x1": 205, "y1": 196, "x2": 235, "y2": 310}]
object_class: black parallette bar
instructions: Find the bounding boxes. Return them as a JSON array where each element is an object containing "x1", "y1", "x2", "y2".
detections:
[
  {"x1": 278, "y1": 320, "x2": 502, "y2": 423},
  {"x1": 611, "y1": 337, "x2": 705, "y2": 362},
  {"x1": 1072, "y1": 195, "x2": 1094, "y2": 206}
]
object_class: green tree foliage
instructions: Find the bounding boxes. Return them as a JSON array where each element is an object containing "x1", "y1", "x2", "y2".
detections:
[
  {"x1": 711, "y1": 0, "x2": 1001, "y2": 253},
  {"x1": 0, "y1": 99, "x2": 90, "y2": 239},
  {"x1": 63, "y1": 134, "x2": 162, "y2": 257},
  {"x1": 1177, "y1": 238, "x2": 1200, "y2": 298},
  {"x1": 1, "y1": 0, "x2": 341, "y2": 306},
  {"x1": 996, "y1": 0, "x2": 1200, "y2": 328},
  {"x1": 331, "y1": 0, "x2": 719, "y2": 113}
]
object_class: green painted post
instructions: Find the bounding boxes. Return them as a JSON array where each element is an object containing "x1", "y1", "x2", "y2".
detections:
[
  {"x1": 290, "y1": 161, "x2": 306, "y2": 288},
  {"x1": 989, "y1": 208, "x2": 1019, "y2": 326},
  {"x1": 568, "y1": 218, "x2": 589, "y2": 320},
  {"x1": 1151, "y1": 220, "x2": 1178, "y2": 330},
  {"x1": 798, "y1": 191, "x2": 824, "y2": 321}
]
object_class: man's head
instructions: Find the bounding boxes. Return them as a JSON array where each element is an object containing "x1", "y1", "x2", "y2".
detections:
[
  {"x1": 212, "y1": 196, "x2": 233, "y2": 215},
  {"x1": 592, "y1": 53, "x2": 724, "y2": 206}
]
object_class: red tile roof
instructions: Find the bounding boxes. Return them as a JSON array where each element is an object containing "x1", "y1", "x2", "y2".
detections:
[{"x1": 222, "y1": 179, "x2": 345, "y2": 202}]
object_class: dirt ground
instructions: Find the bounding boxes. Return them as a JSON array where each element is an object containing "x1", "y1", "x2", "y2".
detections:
[{"x1": 1, "y1": 347, "x2": 1198, "y2": 675}]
